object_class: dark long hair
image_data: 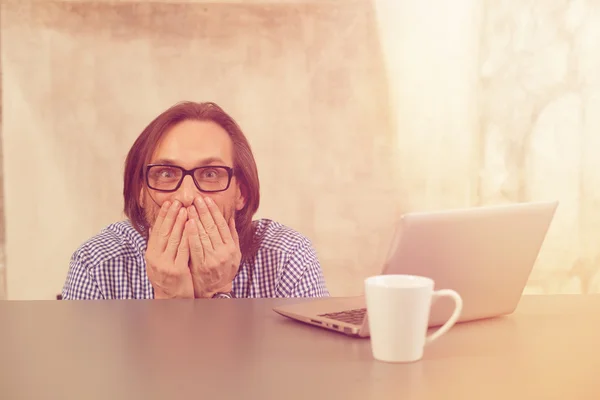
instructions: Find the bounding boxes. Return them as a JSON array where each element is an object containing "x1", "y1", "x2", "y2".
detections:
[{"x1": 123, "y1": 101, "x2": 261, "y2": 261}]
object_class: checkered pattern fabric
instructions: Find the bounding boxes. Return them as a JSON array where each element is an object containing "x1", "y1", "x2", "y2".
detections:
[{"x1": 61, "y1": 219, "x2": 330, "y2": 299}]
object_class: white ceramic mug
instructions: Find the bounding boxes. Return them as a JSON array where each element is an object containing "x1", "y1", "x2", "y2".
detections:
[{"x1": 364, "y1": 274, "x2": 463, "y2": 363}]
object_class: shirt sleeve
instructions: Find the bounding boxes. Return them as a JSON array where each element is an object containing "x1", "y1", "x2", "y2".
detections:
[
  {"x1": 61, "y1": 248, "x2": 104, "y2": 300},
  {"x1": 278, "y1": 237, "x2": 330, "y2": 298}
]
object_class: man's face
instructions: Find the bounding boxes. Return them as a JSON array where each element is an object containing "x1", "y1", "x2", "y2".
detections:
[{"x1": 140, "y1": 119, "x2": 246, "y2": 228}]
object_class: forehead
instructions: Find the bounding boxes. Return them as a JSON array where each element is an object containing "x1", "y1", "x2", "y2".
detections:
[{"x1": 151, "y1": 119, "x2": 234, "y2": 166}]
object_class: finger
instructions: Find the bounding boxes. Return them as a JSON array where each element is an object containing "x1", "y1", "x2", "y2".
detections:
[
  {"x1": 174, "y1": 220, "x2": 191, "y2": 267},
  {"x1": 165, "y1": 207, "x2": 187, "y2": 260},
  {"x1": 205, "y1": 197, "x2": 234, "y2": 245},
  {"x1": 229, "y1": 217, "x2": 239, "y2": 247},
  {"x1": 194, "y1": 197, "x2": 223, "y2": 248},
  {"x1": 186, "y1": 219, "x2": 205, "y2": 262},
  {"x1": 189, "y1": 202, "x2": 213, "y2": 250},
  {"x1": 147, "y1": 201, "x2": 171, "y2": 248},
  {"x1": 157, "y1": 200, "x2": 182, "y2": 251}
]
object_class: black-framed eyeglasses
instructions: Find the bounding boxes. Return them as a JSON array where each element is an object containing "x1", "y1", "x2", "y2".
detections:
[{"x1": 145, "y1": 164, "x2": 234, "y2": 193}]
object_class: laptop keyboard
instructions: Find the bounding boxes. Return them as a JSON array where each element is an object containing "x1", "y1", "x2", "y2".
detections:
[{"x1": 318, "y1": 308, "x2": 366, "y2": 325}]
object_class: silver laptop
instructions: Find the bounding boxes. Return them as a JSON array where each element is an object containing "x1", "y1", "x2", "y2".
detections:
[{"x1": 273, "y1": 201, "x2": 558, "y2": 337}]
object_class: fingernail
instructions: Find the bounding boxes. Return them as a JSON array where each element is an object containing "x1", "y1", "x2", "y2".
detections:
[
  {"x1": 205, "y1": 197, "x2": 213, "y2": 205},
  {"x1": 162, "y1": 201, "x2": 171, "y2": 209},
  {"x1": 171, "y1": 200, "x2": 180, "y2": 209}
]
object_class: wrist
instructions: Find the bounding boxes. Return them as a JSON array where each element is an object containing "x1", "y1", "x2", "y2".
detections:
[
  {"x1": 196, "y1": 290, "x2": 217, "y2": 299},
  {"x1": 194, "y1": 289, "x2": 235, "y2": 299},
  {"x1": 195, "y1": 283, "x2": 234, "y2": 299},
  {"x1": 153, "y1": 290, "x2": 172, "y2": 300},
  {"x1": 211, "y1": 291, "x2": 235, "y2": 299},
  {"x1": 153, "y1": 287, "x2": 192, "y2": 300}
]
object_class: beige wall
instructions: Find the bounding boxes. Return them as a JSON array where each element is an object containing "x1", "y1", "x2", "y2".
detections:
[{"x1": 2, "y1": 0, "x2": 600, "y2": 300}]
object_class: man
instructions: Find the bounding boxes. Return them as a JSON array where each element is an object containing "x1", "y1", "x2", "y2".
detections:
[{"x1": 61, "y1": 101, "x2": 330, "y2": 299}]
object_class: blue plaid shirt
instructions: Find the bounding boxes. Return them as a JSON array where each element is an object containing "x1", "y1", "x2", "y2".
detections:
[{"x1": 62, "y1": 219, "x2": 330, "y2": 299}]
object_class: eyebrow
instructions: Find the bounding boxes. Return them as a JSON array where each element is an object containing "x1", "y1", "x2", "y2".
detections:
[{"x1": 151, "y1": 157, "x2": 228, "y2": 167}]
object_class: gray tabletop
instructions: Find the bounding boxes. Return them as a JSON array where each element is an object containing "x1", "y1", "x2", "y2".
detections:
[{"x1": 1, "y1": 295, "x2": 600, "y2": 400}]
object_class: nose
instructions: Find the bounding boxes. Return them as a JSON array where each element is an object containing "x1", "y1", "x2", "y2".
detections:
[{"x1": 173, "y1": 175, "x2": 199, "y2": 207}]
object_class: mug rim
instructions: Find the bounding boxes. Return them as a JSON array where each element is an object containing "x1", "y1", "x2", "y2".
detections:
[{"x1": 364, "y1": 274, "x2": 434, "y2": 288}]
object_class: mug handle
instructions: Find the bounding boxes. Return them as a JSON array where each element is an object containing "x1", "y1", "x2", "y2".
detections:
[{"x1": 425, "y1": 289, "x2": 463, "y2": 344}]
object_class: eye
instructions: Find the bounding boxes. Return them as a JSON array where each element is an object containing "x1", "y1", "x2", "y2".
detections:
[
  {"x1": 151, "y1": 167, "x2": 179, "y2": 179},
  {"x1": 201, "y1": 169, "x2": 219, "y2": 179}
]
